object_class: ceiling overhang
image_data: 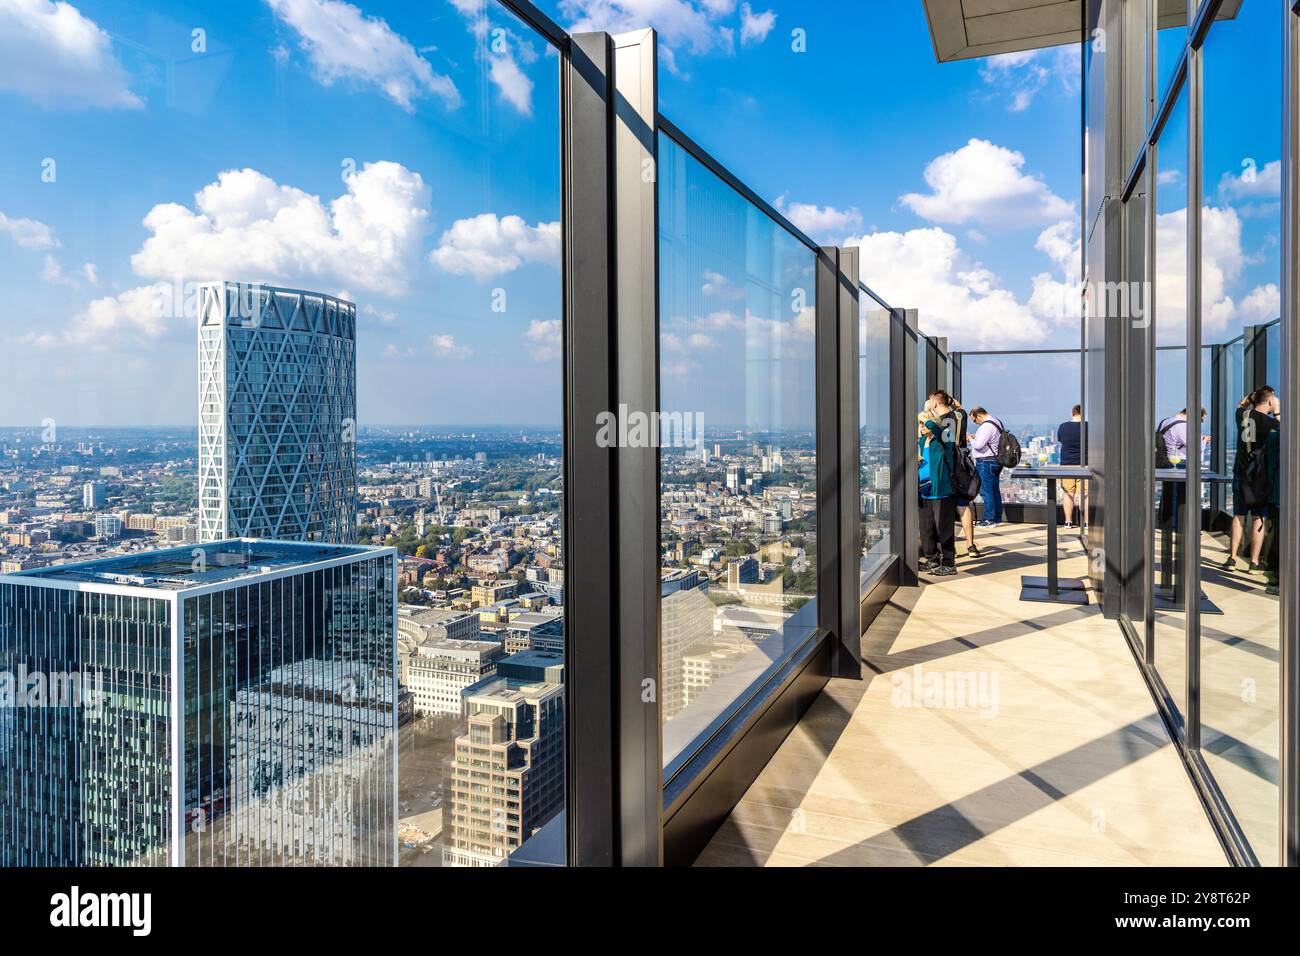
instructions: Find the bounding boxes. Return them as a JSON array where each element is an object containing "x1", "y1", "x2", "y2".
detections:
[{"x1": 921, "y1": 0, "x2": 1082, "y2": 63}]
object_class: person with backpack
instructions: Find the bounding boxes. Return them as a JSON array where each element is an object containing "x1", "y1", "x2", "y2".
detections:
[
  {"x1": 917, "y1": 399, "x2": 958, "y2": 576},
  {"x1": 1155, "y1": 407, "x2": 1208, "y2": 530},
  {"x1": 930, "y1": 390, "x2": 977, "y2": 561},
  {"x1": 943, "y1": 393, "x2": 982, "y2": 558},
  {"x1": 1223, "y1": 387, "x2": 1280, "y2": 573},
  {"x1": 968, "y1": 407, "x2": 1009, "y2": 528}
]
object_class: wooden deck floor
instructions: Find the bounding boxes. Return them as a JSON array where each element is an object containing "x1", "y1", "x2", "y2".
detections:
[{"x1": 695, "y1": 523, "x2": 1228, "y2": 867}]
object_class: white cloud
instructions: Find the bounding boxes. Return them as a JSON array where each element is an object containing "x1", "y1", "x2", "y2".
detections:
[
  {"x1": 979, "y1": 46, "x2": 1079, "y2": 113},
  {"x1": 28, "y1": 283, "x2": 178, "y2": 349},
  {"x1": 739, "y1": 4, "x2": 775, "y2": 45},
  {"x1": 266, "y1": 0, "x2": 460, "y2": 111},
  {"x1": 0, "y1": 210, "x2": 59, "y2": 249},
  {"x1": 1024, "y1": 220, "x2": 1083, "y2": 326},
  {"x1": 1217, "y1": 159, "x2": 1281, "y2": 202},
  {"x1": 773, "y1": 195, "x2": 862, "y2": 240},
  {"x1": 448, "y1": 1, "x2": 537, "y2": 115},
  {"x1": 0, "y1": 0, "x2": 142, "y2": 109},
  {"x1": 844, "y1": 227, "x2": 1050, "y2": 348},
  {"x1": 362, "y1": 303, "x2": 398, "y2": 324},
  {"x1": 525, "y1": 318, "x2": 561, "y2": 362},
  {"x1": 430, "y1": 213, "x2": 560, "y2": 281},
  {"x1": 1154, "y1": 204, "x2": 1250, "y2": 336},
  {"x1": 558, "y1": 0, "x2": 747, "y2": 74},
  {"x1": 489, "y1": 50, "x2": 533, "y2": 115},
  {"x1": 701, "y1": 270, "x2": 745, "y2": 301},
  {"x1": 430, "y1": 333, "x2": 471, "y2": 359},
  {"x1": 900, "y1": 138, "x2": 1075, "y2": 230},
  {"x1": 130, "y1": 161, "x2": 432, "y2": 294},
  {"x1": 1238, "y1": 283, "x2": 1280, "y2": 324},
  {"x1": 383, "y1": 343, "x2": 413, "y2": 358}
]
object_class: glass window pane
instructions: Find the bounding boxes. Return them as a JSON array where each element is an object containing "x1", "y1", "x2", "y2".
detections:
[
  {"x1": 0, "y1": 0, "x2": 566, "y2": 867},
  {"x1": 953, "y1": 352, "x2": 1083, "y2": 509},
  {"x1": 658, "y1": 132, "x2": 818, "y2": 774},
  {"x1": 860, "y1": 305, "x2": 892, "y2": 587},
  {"x1": 1151, "y1": 89, "x2": 1189, "y2": 727},
  {"x1": 1155, "y1": 0, "x2": 1189, "y2": 105},
  {"x1": 1198, "y1": 0, "x2": 1282, "y2": 865}
]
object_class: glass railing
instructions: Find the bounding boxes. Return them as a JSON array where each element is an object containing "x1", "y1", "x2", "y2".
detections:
[
  {"x1": 948, "y1": 349, "x2": 1084, "y2": 509},
  {"x1": 860, "y1": 291, "x2": 893, "y2": 587},
  {"x1": 658, "y1": 127, "x2": 820, "y2": 773},
  {"x1": 0, "y1": 0, "x2": 568, "y2": 869}
]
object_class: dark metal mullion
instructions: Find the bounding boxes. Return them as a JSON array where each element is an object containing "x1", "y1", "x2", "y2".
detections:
[
  {"x1": 1280, "y1": 0, "x2": 1300, "y2": 869},
  {"x1": 814, "y1": 247, "x2": 861, "y2": 676},
  {"x1": 1144, "y1": 121, "x2": 1158, "y2": 667},
  {"x1": 611, "y1": 28, "x2": 663, "y2": 868},
  {"x1": 893, "y1": 310, "x2": 921, "y2": 587},
  {"x1": 1185, "y1": 41, "x2": 1203, "y2": 751},
  {"x1": 816, "y1": 247, "x2": 841, "y2": 658},
  {"x1": 497, "y1": 0, "x2": 572, "y2": 52},
  {"x1": 561, "y1": 31, "x2": 617, "y2": 868}
]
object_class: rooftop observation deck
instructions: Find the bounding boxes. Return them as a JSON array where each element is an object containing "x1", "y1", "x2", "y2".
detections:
[{"x1": 697, "y1": 523, "x2": 1227, "y2": 866}]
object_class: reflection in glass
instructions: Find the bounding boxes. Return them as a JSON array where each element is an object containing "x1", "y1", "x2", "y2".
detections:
[
  {"x1": 860, "y1": 304, "x2": 892, "y2": 586},
  {"x1": 954, "y1": 352, "x2": 1082, "y2": 507},
  {"x1": 1154, "y1": 0, "x2": 1188, "y2": 104},
  {"x1": 658, "y1": 133, "x2": 818, "y2": 772},
  {"x1": 1198, "y1": 0, "x2": 1282, "y2": 864},
  {"x1": 0, "y1": 0, "x2": 567, "y2": 867},
  {"x1": 1151, "y1": 91, "x2": 1189, "y2": 725}
]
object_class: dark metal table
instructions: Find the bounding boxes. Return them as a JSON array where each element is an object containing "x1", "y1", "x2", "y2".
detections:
[
  {"x1": 1153, "y1": 468, "x2": 1231, "y2": 614},
  {"x1": 1006, "y1": 466, "x2": 1093, "y2": 605}
]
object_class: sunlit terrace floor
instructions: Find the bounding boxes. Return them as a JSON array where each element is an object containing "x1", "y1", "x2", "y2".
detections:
[{"x1": 696, "y1": 523, "x2": 1227, "y2": 867}]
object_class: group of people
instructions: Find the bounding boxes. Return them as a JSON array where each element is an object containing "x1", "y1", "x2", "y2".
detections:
[
  {"x1": 1225, "y1": 385, "x2": 1282, "y2": 594},
  {"x1": 916, "y1": 392, "x2": 1087, "y2": 576},
  {"x1": 1151, "y1": 386, "x2": 1282, "y2": 594}
]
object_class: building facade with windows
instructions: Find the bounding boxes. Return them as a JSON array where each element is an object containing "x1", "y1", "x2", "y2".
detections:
[
  {"x1": 0, "y1": 539, "x2": 396, "y2": 867},
  {"x1": 197, "y1": 282, "x2": 358, "y2": 545}
]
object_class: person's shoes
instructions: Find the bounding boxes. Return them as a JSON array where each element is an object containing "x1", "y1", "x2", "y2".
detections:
[
  {"x1": 1248, "y1": 562, "x2": 1268, "y2": 576},
  {"x1": 1220, "y1": 556, "x2": 1240, "y2": 571},
  {"x1": 966, "y1": 545, "x2": 982, "y2": 559},
  {"x1": 921, "y1": 558, "x2": 940, "y2": 575},
  {"x1": 931, "y1": 564, "x2": 957, "y2": 577},
  {"x1": 1063, "y1": 521, "x2": 1073, "y2": 528},
  {"x1": 977, "y1": 520, "x2": 995, "y2": 529},
  {"x1": 1267, "y1": 582, "x2": 1280, "y2": 596}
]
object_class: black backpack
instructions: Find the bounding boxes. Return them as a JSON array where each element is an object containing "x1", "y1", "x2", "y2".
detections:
[
  {"x1": 952, "y1": 445, "x2": 982, "y2": 499},
  {"x1": 1154, "y1": 418, "x2": 1179, "y2": 469},
  {"x1": 988, "y1": 419, "x2": 1022, "y2": 469},
  {"x1": 1236, "y1": 409, "x2": 1273, "y2": 506}
]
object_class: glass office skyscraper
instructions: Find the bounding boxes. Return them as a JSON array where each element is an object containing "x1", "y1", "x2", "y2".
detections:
[
  {"x1": 197, "y1": 282, "x2": 358, "y2": 544},
  {"x1": 0, "y1": 540, "x2": 396, "y2": 867}
]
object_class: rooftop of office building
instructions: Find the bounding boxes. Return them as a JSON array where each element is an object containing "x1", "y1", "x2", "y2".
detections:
[{"x1": 1, "y1": 539, "x2": 385, "y2": 591}]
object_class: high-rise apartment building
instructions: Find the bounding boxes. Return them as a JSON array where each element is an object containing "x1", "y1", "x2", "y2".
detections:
[
  {"x1": 197, "y1": 282, "x2": 358, "y2": 544},
  {"x1": 441, "y1": 676, "x2": 564, "y2": 867},
  {"x1": 0, "y1": 539, "x2": 397, "y2": 867},
  {"x1": 82, "y1": 481, "x2": 104, "y2": 509}
]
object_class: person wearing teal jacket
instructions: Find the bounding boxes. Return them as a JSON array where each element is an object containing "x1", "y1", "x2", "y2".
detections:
[{"x1": 918, "y1": 397, "x2": 957, "y2": 575}]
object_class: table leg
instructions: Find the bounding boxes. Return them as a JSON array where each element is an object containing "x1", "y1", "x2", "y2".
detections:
[{"x1": 1047, "y1": 478, "x2": 1058, "y2": 598}]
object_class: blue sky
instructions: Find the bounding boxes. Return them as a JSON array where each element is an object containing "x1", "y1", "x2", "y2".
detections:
[{"x1": 0, "y1": 0, "x2": 1280, "y2": 427}]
